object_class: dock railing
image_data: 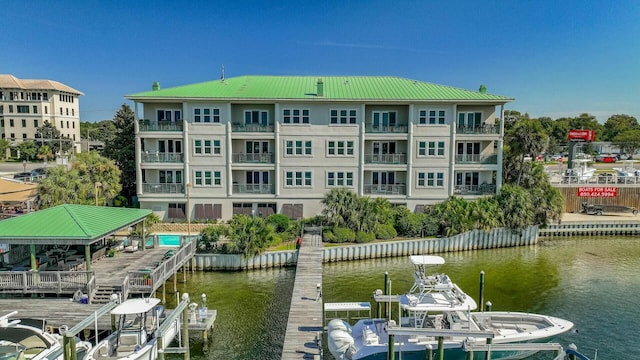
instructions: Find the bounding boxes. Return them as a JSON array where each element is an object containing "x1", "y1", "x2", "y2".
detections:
[
  {"x1": 0, "y1": 270, "x2": 94, "y2": 294},
  {"x1": 126, "y1": 240, "x2": 196, "y2": 294}
]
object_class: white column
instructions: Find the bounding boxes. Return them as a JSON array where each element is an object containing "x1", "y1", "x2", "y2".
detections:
[
  {"x1": 183, "y1": 106, "x2": 190, "y2": 188},
  {"x1": 406, "y1": 104, "x2": 414, "y2": 197},
  {"x1": 134, "y1": 101, "x2": 143, "y2": 196},
  {"x1": 449, "y1": 104, "x2": 458, "y2": 196},
  {"x1": 274, "y1": 103, "x2": 281, "y2": 197},
  {"x1": 496, "y1": 104, "x2": 505, "y2": 192},
  {"x1": 358, "y1": 104, "x2": 366, "y2": 196},
  {"x1": 226, "y1": 105, "x2": 233, "y2": 196}
]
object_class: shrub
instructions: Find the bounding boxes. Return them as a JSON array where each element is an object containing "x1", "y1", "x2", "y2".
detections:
[
  {"x1": 266, "y1": 214, "x2": 290, "y2": 233},
  {"x1": 323, "y1": 229, "x2": 337, "y2": 243},
  {"x1": 356, "y1": 231, "x2": 375, "y2": 243},
  {"x1": 334, "y1": 227, "x2": 356, "y2": 243},
  {"x1": 375, "y1": 223, "x2": 397, "y2": 240}
]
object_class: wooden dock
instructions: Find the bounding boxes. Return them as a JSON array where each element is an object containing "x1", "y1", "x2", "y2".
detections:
[{"x1": 281, "y1": 228, "x2": 324, "y2": 360}]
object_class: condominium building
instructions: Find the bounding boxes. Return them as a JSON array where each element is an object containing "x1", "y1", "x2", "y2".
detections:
[
  {"x1": 0, "y1": 74, "x2": 83, "y2": 154},
  {"x1": 126, "y1": 76, "x2": 513, "y2": 221}
]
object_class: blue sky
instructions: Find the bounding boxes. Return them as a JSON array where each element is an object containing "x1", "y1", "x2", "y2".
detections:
[{"x1": 3, "y1": 0, "x2": 639, "y2": 123}]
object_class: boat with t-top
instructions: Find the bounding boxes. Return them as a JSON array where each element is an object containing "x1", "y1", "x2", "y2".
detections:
[
  {"x1": 83, "y1": 297, "x2": 178, "y2": 360},
  {"x1": 327, "y1": 255, "x2": 574, "y2": 360},
  {"x1": 0, "y1": 311, "x2": 92, "y2": 360}
]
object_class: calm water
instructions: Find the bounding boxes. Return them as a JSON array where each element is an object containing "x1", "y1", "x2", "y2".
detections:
[{"x1": 169, "y1": 236, "x2": 640, "y2": 359}]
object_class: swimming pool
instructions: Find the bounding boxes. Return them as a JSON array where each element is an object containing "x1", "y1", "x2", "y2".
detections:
[{"x1": 145, "y1": 234, "x2": 197, "y2": 247}]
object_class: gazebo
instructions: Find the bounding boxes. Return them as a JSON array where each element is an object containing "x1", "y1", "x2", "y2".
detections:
[{"x1": 0, "y1": 204, "x2": 151, "y2": 271}]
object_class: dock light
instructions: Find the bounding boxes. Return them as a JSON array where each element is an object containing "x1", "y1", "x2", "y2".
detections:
[{"x1": 316, "y1": 283, "x2": 322, "y2": 302}]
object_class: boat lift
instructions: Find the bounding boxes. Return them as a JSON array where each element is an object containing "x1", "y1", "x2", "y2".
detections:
[{"x1": 62, "y1": 296, "x2": 120, "y2": 360}]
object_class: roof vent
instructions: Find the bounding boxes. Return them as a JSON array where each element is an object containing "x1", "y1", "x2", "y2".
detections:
[
  {"x1": 479, "y1": 84, "x2": 487, "y2": 93},
  {"x1": 317, "y1": 79, "x2": 324, "y2": 97},
  {"x1": 152, "y1": 82, "x2": 160, "y2": 91}
]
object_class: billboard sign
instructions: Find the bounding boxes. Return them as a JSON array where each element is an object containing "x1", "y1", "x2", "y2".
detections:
[
  {"x1": 577, "y1": 187, "x2": 617, "y2": 197},
  {"x1": 568, "y1": 129, "x2": 595, "y2": 142}
]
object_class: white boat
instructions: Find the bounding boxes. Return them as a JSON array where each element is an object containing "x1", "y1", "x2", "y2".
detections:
[
  {"x1": 565, "y1": 159, "x2": 596, "y2": 182},
  {"x1": 84, "y1": 298, "x2": 178, "y2": 360},
  {"x1": 613, "y1": 160, "x2": 640, "y2": 182},
  {"x1": 0, "y1": 311, "x2": 92, "y2": 360},
  {"x1": 327, "y1": 256, "x2": 574, "y2": 360}
]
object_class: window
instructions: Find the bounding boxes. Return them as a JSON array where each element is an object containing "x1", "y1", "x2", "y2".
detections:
[
  {"x1": 213, "y1": 140, "x2": 221, "y2": 154},
  {"x1": 195, "y1": 203, "x2": 222, "y2": 220},
  {"x1": 327, "y1": 172, "x2": 354, "y2": 187},
  {"x1": 428, "y1": 141, "x2": 445, "y2": 156},
  {"x1": 372, "y1": 111, "x2": 397, "y2": 128},
  {"x1": 0, "y1": 105, "x2": 3, "y2": 114},
  {"x1": 9, "y1": 119, "x2": 14, "y2": 127},
  {"x1": 194, "y1": 139, "x2": 218, "y2": 155},
  {"x1": 419, "y1": 109, "x2": 446, "y2": 124},
  {"x1": 21, "y1": 119, "x2": 26, "y2": 128},
  {"x1": 246, "y1": 171, "x2": 269, "y2": 185},
  {"x1": 244, "y1": 110, "x2": 268, "y2": 125},
  {"x1": 194, "y1": 170, "x2": 221, "y2": 186},
  {"x1": 327, "y1": 140, "x2": 354, "y2": 156},
  {"x1": 60, "y1": 107, "x2": 63, "y2": 115},
  {"x1": 22, "y1": 133, "x2": 27, "y2": 139},
  {"x1": 72, "y1": 109, "x2": 74, "y2": 116},
  {"x1": 330, "y1": 109, "x2": 357, "y2": 124},
  {"x1": 418, "y1": 172, "x2": 444, "y2": 187},
  {"x1": 457, "y1": 112, "x2": 482, "y2": 128},
  {"x1": 156, "y1": 109, "x2": 180, "y2": 122},
  {"x1": 66, "y1": 108, "x2": 69, "y2": 116},
  {"x1": 168, "y1": 203, "x2": 186, "y2": 219},
  {"x1": 159, "y1": 170, "x2": 182, "y2": 184},
  {"x1": 282, "y1": 109, "x2": 310, "y2": 124},
  {"x1": 285, "y1": 171, "x2": 312, "y2": 187},
  {"x1": 33, "y1": 120, "x2": 38, "y2": 127},
  {"x1": 17, "y1": 106, "x2": 29, "y2": 114},
  {"x1": 194, "y1": 108, "x2": 220, "y2": 123},
  {"x1": 285, "y1": 140, "x2": 312, "y2": 155},
  {"x1": 43, "y1": 93, "x2": 48, "y2": 101},
  {"x1": 44, "y1": 106, "x2": 48, "y2": 114},
  {"x1": 9, "y1": 105, "x2": 13, "y2": 113},
  {"x1": 32, "y1": 106, "x2": 38, "y2": 114},
  {"x1": 418, "y1": 141, "x2": 445, "y2": 156}
]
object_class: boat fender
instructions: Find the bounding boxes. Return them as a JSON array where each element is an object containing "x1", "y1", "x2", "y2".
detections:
[{"x1": 134, "y1": 345, "x2": 141, "y2": 353}]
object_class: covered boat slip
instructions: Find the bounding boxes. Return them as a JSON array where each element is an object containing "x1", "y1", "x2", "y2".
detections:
[{"x1": 0, "y1": 205, "x2": 196, "y2": 301}]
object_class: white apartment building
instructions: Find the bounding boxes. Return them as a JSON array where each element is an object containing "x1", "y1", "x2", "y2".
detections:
[
  {"x1": 0, "y1": 74, "x2": 83, "y2": 155},
  {"x1": 126, "y1": 76, "x2": 513, "y2": 221}
]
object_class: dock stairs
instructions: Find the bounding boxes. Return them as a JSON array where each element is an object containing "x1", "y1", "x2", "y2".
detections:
[{"x1": 92, "y1": 285, "x2": 119, "y2": 304}]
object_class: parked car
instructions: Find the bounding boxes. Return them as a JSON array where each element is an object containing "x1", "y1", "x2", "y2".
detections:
[
  {"x1": 550, "y1": 154, "x2": 564, "y2": 161},
  {"x1": 13, "y1": 172, "x2": 34, "y2": 180},
  {"x1": 595, "y1": 154, "x2": 617, "y2": 163}
]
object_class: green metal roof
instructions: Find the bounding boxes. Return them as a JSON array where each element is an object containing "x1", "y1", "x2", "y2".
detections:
[
  {"x1": 126, "y1": 76, "x2": 513, "y2": 102},
  {"x1": 0, "y1": 205, "x2": 151, "y2": 245}
]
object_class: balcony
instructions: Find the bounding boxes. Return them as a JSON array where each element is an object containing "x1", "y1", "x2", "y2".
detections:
[
  {"x1": 232, "y1": 153, "x2": 274, "y2": 164},
  {"x1": 454, "y1": 184, "x2": 496, "y2": 195},
  {"x1": 141, "y1": 152, "x2": 184, "y2": 163},
  {"x1": 138, "y1": 120, "x2": 183, "y2": 132},
  {"x1": 231, "y1": 123, "x2": 274, "y2": 133},
  {"x1": 365, "y1": 124, "x2": 408, "y2": 133},
  {"x1": 455, "y1": 154, "x2": 498, "y2": 164},
  {"x1": 456, "y1": 125, "x2": 498, "y2": 135},
  {"x1": 363, "y1": 184, "x2": 406, "y2": 195},
  {"x1": 364, "y1": 153, "x2": 407, "y2": 164},
  {"x1": 142, "y1": 183, "x2": 185, "y2": 194},
  {"x1": 232, "y1": 183, "x2": 275, "y2": 194}
]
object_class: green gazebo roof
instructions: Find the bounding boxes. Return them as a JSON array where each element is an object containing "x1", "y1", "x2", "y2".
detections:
[
  {"x1": 0, "y1": 205, "x2": 151, "y2": 245},
  {"x1": 127, "y1": 75, "x2": 513, "y2": 102}
]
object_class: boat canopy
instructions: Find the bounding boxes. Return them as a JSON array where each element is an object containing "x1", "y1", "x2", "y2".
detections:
[
  {"x1": 111, "y1": 298, "x2": 161, "y2": 315},
  {"x1": 409, "y1": 255, "x2": 445, "y2": 266}
]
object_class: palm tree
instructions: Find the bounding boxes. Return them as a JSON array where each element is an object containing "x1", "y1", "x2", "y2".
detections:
[
  {"x1": 505, "y1": 120, "x2": 548, "y2": 185},
  {"x1": 496, "y1": 185, "x2": 535, "y2": 231},
  {"x1": 227, "y1": 215, "x2": 277, "y2": 257},
  {"x1": 321, "y1": 188, "x2": 358, "y2": 228}
]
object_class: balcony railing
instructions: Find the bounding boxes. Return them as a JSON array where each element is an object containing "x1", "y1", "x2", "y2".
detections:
[
  {"x1": 141, "y1": 152, "x2": 184, "y2": 163},
  {"x1": 454, "y1": 184, "x2": 496, "y2": 195},
  {"x1": 456, "y1": 125, "x2": 498, "y2": 134},
  {"x1": 231, "y1": 123, "x2": 275, "y2": 133},
  {"x1": 232, "y1": 183, "x2": 275, "y2": 194},
  {"x1": 364, "y1": 153, "x2": 407, "y2": 164},
  {"x1": 138, "y1": 120, "x2": 184, "y2": 132},
  {"x1": 455, "y1": 154, "x2": 498, "y2": 164},
  {"x1": 363, "y1": 184, "x2": 406, "y2": 195},
  {"x1": 365, "y1": 124, "x2": 408, "y2": 133},
  {"x1": 142, "y1": 183, "x2": 185, "y2": 194},
  {"x1": 232, "y1": 153, "x2": 274, "y2": 163}
]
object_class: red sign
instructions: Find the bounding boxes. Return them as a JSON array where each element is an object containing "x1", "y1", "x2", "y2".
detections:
[
  {"x1": 568, "y1": 129, "x2": 595, "y2": 142},
  {"x1": 578, "y1": 187, "x2": 617, "y2": 197}
]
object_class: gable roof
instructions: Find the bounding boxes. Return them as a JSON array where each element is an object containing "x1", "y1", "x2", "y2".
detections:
[
  {"x1": 0, "y1": 204, "x2": 151, "y2": 245},
  {"x1": 126, "y1": 76, "x2": 513, "y2": 103}
]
